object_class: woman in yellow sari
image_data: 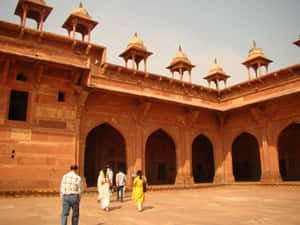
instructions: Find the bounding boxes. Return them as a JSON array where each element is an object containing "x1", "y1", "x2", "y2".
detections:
[{"x1": 133, "y1": 170, "x2": 147, "y2": 212}]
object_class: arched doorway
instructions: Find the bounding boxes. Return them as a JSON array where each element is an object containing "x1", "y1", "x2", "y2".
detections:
[
  {"x1": 84, "y1": 123, "x2": 126, "y2": 187},
  {"x1": 232, "y1": 133, "x2": 261, "y2": 181},
  {"x1": 278, "y1": 123, "x2": 300, "y2": 181},
  {"x1": 145, "y1": 129, "x2": 176, "y2": 185},
  {"x1": 192, "y1": 135, "x2": 215, "y2": 183}
]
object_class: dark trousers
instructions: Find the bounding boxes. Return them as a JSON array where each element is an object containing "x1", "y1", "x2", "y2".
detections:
[
  {"x1": 61, "y1": 194, "x2": 80, "y2": 225},
  {"x1": 117, "y1": 186, "x2": 124, "y2": 201}
]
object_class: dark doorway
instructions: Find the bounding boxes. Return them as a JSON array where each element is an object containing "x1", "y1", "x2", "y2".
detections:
[
  {"x1": 84, "y1": 123, "x2": 126, "y2": 187},
  {"x1": 232, "y1": 133, "x2": 261, "y2": 181},
  {"x1": 145, "y1": 129, "x2": 176, "y2": 185},
  {"x1": 192, "y1": 135, "x2": 215, "y2": 183},
  {"x1": 8, "y1": 90, "x2": 28, "y2": 121},
  {"x1": 278, "y1": 123, "x2": 300, "y2": 181}
]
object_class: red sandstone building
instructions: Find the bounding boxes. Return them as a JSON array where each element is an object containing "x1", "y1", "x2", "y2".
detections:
[{"x1": 0, "y1": 1, "x2": 300, "y2": 192}]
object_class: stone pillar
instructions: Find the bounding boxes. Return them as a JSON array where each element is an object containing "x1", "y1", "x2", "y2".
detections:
[
  {"x1": 247, "y1": 67, "x2": 251, "y2": 80},
  {"x1": 216, "y1": 80, "x2": 220, "y2": 91},
  {"x1": 175, "y1": 124, "x2": 194, "y2": 186},
  {"x1": 88, "y1": 26, "x2": 92, "y2": 42},
  {"x1": 258, "y1": 63, "x2": 262, "y2": 77},
  {"x1": 259, "y1": 121, "x2": 282, "y2": 183},
  {"x1": 179, "y1": 68, "x2": 183, "y2": 81},
  {"x1": 213, "y1": 114, "x2": 226, "y2": 184},
  {"x1": 38, "y1": 11, "x2": 45, "y2": 31},
  {"x1": 144, "y1": 58, "x2": 147, "y2": 72},
  {"x1": 72, "y1": 23, "x2": 77, "y2": 40},
  {"x1": 131, "y1": 54, "x2": 135, "y2": 70},
  {"x1": 223, "y1": 132, "x2": 235, "y2": 183},
  {"x1": 188, "y1": 70, "x2": 192, "y2": 83},
  {"x1": 21, "y1": 5, "x2": 28, "y2": 27}
]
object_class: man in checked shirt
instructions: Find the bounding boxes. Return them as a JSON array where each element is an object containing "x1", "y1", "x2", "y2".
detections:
[{"x1": 60, "y1": 165, "x2": 83, "y2": 225}]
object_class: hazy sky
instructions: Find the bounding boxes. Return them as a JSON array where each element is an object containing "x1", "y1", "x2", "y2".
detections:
[{"x1": 0, "y1": 0, "x2": 299, "y2": 87}]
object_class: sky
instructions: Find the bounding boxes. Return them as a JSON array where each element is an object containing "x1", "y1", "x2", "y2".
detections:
[{"x1": 0, "y1": 0, "x2": 299, "y2": 87}]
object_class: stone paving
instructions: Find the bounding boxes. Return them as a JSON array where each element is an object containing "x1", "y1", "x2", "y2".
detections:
[{"x1": 0, "y1": 185, "x2": 300, "y2": 225}]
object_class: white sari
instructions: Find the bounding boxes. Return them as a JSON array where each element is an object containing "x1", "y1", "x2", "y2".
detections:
[{"x1": 97, "y1": 171, "x2": 111, "y2": 209}]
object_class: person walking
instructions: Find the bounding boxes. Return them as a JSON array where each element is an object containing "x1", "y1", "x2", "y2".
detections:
[
  {"x1": 107, "y1": 165, "x2": 114, "y2": 194},
  {"x1": 133, "y1": 170, "x2": 147, "y2": 212},
  {"x1": 97, "y1": 169, "x2": 103, "y2": 202},
  {"x1": 116, "y1": 168, "x2": 127, "y2": 202},
  {"x1": 60, "y1": 165, "x2": 83, "y2": 225},
  {"x1": 98, "y1": 167, "x2": 111, "y2": 211}
]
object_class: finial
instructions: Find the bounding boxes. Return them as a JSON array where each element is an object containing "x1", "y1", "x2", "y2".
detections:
[
  {"x1": 134, "y1": 32, "x2": 138, "y2": 37},
  {"x1": 253, "y1": 40, "x2": 256, "y2": 48},
  {"x1": 79, "y1": 2, "x2": 83, "y2": 8},
  {"x1": 214, "y1": 58, "x2": 217, "y2": 64},
  {"x1": 179, "y1": 45, "x2": 182, "y2": 52}
]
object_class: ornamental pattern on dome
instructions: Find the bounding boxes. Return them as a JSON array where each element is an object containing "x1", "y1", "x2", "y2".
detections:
[
  {"x1": 170, "y1": 45, "x2": 191, "y2": 65},
  {"x1": 72, "y1": 2, "x2": 91, "y2": 19},
  {"x1": 127, "y1": 32, "x2": 146, "y2": 50},
  {"x1": 208, "y1": 58, "x2": 224, "y2": 75},
  {"x1": 246, "y1": 41, "x2": 267, "y2": 60}
]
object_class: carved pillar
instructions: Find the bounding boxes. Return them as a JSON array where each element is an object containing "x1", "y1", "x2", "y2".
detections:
[
  {"x1": 131, "y1": 54, "x2": 135, "y2": 70},
  {"x1": 179, "y1": 68, "x2": 183, "y2": 81},
  {"x1": 21, "y1": 5, "x2": 28, "y2": 27},
  {"x1": 250, "y1": 106, "x2": 282, "y2": 183},
  {"x1": 247, "y1": 67, "x2": 251, "y2": 80},
  {"x1": 144, "y1": 58, "x2": 147, "y2": 72},
  {"x1": 213, "y1": 113, "x2": 226, "y2": 184},
  {"x1": 72, "y1": 22, "x2": 77, "y2": 40},
  {"x1": 258, "y1": 63, "x2": 262, "y2": 77},
  {"x1": 75, "y1": 90, "x2": 89, "y2": 180}
]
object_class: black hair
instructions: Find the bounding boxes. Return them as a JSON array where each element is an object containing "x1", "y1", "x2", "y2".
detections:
[
  {"x1": 103, "y1": 168, "x2": 107, "y2": 176},
  {"x1": 136, "y1": 170, "x2": 142, "y2": 178},
  {"x1": 70, "y1": 165, "x2": 78, "y2": 170}
]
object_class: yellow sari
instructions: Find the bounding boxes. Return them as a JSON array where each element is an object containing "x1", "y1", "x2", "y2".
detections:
[{"x1": 133, "y1": 176, "x2": 147, "y2": 203}]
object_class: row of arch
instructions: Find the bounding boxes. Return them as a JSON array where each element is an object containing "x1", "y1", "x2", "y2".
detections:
[{"x1": 84, "y1": 123, "x2": 300, "y2": 187}]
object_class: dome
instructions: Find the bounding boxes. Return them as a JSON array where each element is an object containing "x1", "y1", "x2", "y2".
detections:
[
  {"x1": 127, "y1": 32, "x2": 145, "y2": 49},
  {"x1": 171, "y1": 45, "x2": 191, "y2": 64},
  {"x1": 209, "y1": 58, "x2": 223, "y2": 73},
  {"x1": 72, "y1": 2, "x2": 91, "y2": 18},
  {"x1": 247, "y1": 41, "x2": 265, "y2": 59}
]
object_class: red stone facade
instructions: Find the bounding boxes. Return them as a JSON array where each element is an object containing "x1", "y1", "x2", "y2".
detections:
[{"x1": 0, "y1": 1, "x2": 300, "y2": 192}]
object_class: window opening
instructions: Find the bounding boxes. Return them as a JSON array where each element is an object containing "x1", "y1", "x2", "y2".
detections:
[{"x1": 58, "y1": 92, "x2": 65, "y2": 102}]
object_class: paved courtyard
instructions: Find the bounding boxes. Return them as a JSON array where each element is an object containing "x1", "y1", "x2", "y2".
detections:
[{"x1": 0, "y1": 185, "x2": 300, "y2": 225}]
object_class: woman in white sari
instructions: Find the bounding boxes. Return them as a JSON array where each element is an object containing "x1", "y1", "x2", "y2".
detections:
[{"x1": 97, "y1": 168, "x2": 111, "y2": 211}]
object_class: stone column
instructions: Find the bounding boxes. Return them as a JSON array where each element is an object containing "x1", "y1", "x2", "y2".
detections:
[
  {"x1": 38, "y1": 10, "x2": 45, "y2": 31},
  {"x1": 179, "y1": 68, "x2": 183, "y2": 81},
  {"x1": 213, "y1": 114, "x2": 226, "y2": 184},
  {"x1": 144, "y1": 58, "x2": 147, "y2": 72},
  {"x1": 259, "y1": 121, "x2": 282, "y2": 183},
  {"x1": 223, "y1": 131, "x2": 235, "y2": 183},
  {"x1": 72, "y1": 23, "x2": 77, "y2": 40},
  {"x1": 21, "y1": 5, "x2": 28, "y2": 27},
  {"x1": 132, "y1": 54, "x2": 135, "y2": 70},
  {"x1": 258, "y1": 63, "x2": 262, "y2": 77},
  {"x1": 247, "y1": 67, "x2": 251, "y2": 80},
  {"x1": 175, "y1": 127, "x2": 185, "y2": 186}
]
